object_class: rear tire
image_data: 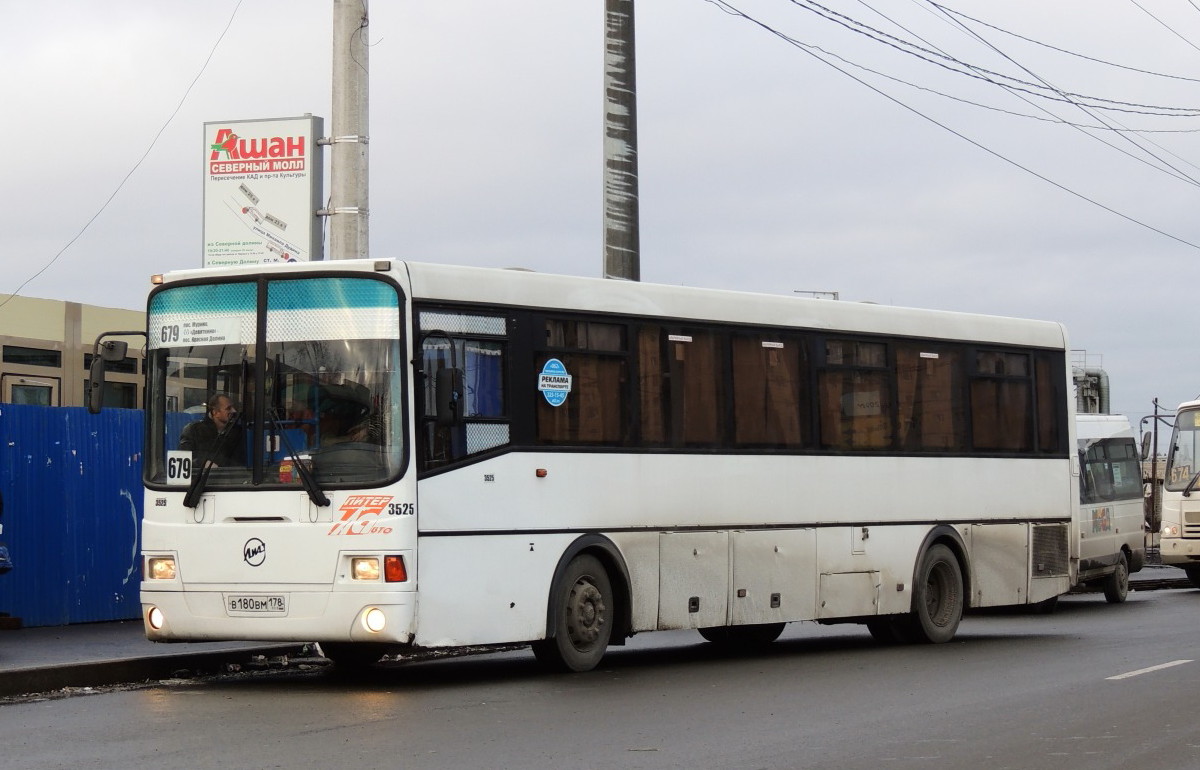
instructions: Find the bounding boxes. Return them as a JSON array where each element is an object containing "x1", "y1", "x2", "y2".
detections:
[
  {"x1": 1103, "y1": 552, "x2": 1130, "y2": 604},
  {"x1": 532, "y1": 554, "x2": 613, "y2": 673},
  {"x1": 901, "y1": 544, "x2": 963, "y2": 644}
]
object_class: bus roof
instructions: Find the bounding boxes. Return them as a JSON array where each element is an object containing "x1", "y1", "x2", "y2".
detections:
[
  {"x1": 158, "y1": 259, "x2": 1070, "y2": 350},
  {"x1": 1075, "y1": 413, "x2": 1134, "y2": 441}
]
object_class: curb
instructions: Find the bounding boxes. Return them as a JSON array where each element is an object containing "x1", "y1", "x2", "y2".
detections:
[{"x1": 0, "y1": 644, "x2": 308, "y2": 699}]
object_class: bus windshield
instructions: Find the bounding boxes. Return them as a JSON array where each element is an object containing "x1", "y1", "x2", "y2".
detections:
[
  {"x1": 144, "y1": 276, "x2": 405, "y2": 490},
  {"x1": 1166, "y1": 408, "x2": 1200, "y2": 491}
]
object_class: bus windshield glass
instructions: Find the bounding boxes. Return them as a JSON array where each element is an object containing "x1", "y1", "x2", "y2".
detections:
[
  {"x1": 144, "y1": 276, "x2": 405, "y2": 490},
  {"x1": 1166, "y1": 408, "x2": 1200, "y2": 491}
]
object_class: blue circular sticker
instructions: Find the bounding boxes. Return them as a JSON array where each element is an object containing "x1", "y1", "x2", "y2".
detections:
[{"x1": 538, "y1": 358, "x2": 572, "y2": 407}]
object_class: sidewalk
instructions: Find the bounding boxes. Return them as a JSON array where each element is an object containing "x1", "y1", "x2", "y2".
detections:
[{"x1": 0, "y1": 619, "x2": 308, "y2": 698}]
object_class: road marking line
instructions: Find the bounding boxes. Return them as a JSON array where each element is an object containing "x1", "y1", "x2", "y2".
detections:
[{"x1": 1107, "y1": 660, "x2": 1193, "y2": 680}]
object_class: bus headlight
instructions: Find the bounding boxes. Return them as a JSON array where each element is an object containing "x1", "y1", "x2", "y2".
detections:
[
  {"x1": 147, "y1": 557, "x2": 177, "y2": 580},
  {"x1": 147, "y1": 606, "x2": 165, "y2": 630},
  {"x1": 363, "y1": 607, "x2": 386, "y2": 633},
  {"x1": 352, "y1": 557, "x2": 380, "y2": 581},
  {"x1": 1163, "y1": 524, "x2": 1181, "y2": 537}
]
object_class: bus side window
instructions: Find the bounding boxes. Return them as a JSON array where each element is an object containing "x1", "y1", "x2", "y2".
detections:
[{"x1": 417, "y1": 312, "x2": 509, "y2": 470}]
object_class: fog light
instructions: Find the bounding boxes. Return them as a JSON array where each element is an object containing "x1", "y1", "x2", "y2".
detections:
[
  {"x1": 352, "y1": 557, "x2": 380, "y2": 581},
  {"x1": 148, "y1": 557, "x2": 176, "y2": 580},
  {"x1": 364, "y1": 607, "x2": 386, "y2": 633},
  {"x1": 147, "y1": 606, "x2": 165, "y2": 630}
]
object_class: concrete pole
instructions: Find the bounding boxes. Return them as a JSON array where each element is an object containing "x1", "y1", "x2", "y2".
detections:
[
  {"x1": 603, "y1": 0, "x2": 640, "y2": 281},
  {"x1": 330, "y1": 0, "x2": 369, "y2": 260}
]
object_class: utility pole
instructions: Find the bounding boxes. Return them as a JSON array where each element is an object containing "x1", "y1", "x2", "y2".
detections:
[
  {"x1": 328, "y1": 0, "x2": 369, "y2": 260},
  {"x1": 603, "y1": 0, "x2": 640, "y2": 281}
]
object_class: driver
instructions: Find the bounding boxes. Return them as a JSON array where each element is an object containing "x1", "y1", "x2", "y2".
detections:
[{"x1": 180, "y1": 393, "x2": 246, "y2": 468}]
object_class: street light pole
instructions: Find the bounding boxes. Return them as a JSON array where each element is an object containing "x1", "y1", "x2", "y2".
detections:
[
  {"x1": 603, "y1": 0, "x2": 640, "y2": 281},
  {"x1": 329, "y1": 0, "x2": 369, "y2": 260}
]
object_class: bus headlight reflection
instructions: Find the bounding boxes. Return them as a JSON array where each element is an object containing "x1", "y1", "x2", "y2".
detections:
[
  {"x1": 147, "y1": 557, "x2": 176, "y2": 580},
  {"x1": 363, "y1": 607, "x2": 386, "y2": 633},
  {"x1": 352, "y1": 557, "x2": 380, "y2": 581}
]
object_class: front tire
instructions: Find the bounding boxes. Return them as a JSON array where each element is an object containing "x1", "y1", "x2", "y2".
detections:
[
  {"x1": 1184, "y1": 565, "x2": 1200, "y2": 589},
  {"x1": 532, "y1": 554, "x2": 613, "y2": 673},
  {"x1": 1103, "y1": 552, "x2": 1130, "y2": 604},
  {"x1": 901, "y1": 544, "x2": 963, "y2": 644}
]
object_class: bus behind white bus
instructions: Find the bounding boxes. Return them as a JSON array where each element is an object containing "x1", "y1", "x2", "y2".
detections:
[
  {"x1": 108, "y1": 260, "x2": 1076, "y2": 672},
  {"x1": 1157, "y1": 401, "x2": 1200, "y2": 585},
  {"x1": 1074, "y1": 413, "x2": 1145, "y2": 602}
]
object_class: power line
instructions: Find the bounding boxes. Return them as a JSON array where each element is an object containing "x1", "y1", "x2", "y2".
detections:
[
  {"x1": 921, "y1": 1, "x2": 1200, "y2": 191},
  {"x1": 0, "y1": 0, "x2": 245, "y2": 312},
  {"x1": 703, "y1": 0, "x2": 1200, "y2": 252},
  {"x1": 936, "y1": 2, "x2": 1200, "y2": 84},
  {"x1": 861, "y1": 0, "x2": 1200, "y2": 187},
  {"x1": 788, "y1": 0, "x2": 1200, "y2": 116},
  {"x1": 1128, "y1": 0, "x2": 1200, "y2": 56}
]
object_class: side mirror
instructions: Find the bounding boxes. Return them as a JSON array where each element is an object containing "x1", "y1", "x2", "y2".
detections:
[
  {"x1": 87, "y1": 356, "x2": 106, "y2": 414},
  {"x1": 87, "y1": 336, "x2": 137, "y2": 414},
  {"x1": 1140, "y1": 432, "x2": 1153, "y2": 461},
  {"x1": 435, "y1": 368, "x2": 464, "y2": 427}
]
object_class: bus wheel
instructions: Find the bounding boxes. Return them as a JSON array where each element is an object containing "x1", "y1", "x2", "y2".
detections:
[
  {"x1": 1103, "y1": 552, "x2": 1130, "y2": 604},
  {"x1": 1185, "y1": 566, "x2": 1200, "y2": 590},
  {"x1": 904, "y1": 544, "x2": 963, "y2": 644},
  {"x1": 699, "y1": 622, "x2": 785, "y2": 648},
  {"x1": 532, "y1": 554, "x2": 613, "y2": 673}
]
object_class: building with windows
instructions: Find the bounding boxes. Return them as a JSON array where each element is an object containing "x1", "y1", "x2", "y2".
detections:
[{"x1": 0, "y1": 296, "x2": 144, "y2": 408}]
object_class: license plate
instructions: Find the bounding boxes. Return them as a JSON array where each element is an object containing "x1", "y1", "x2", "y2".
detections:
[{"x1": 226, "y1": 594, "x2": 288, "y2": 615}]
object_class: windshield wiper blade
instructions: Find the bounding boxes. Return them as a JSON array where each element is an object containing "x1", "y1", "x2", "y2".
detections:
[
  {"x1": 182, "y1": 422, "x2": 241, "y2": 508},
  {"x1": 267, "y1": 409, "x2": 329, "y2": 507},
  {"x1": 1183, "y1": 469, "x2": 1200, "y2": 498}
]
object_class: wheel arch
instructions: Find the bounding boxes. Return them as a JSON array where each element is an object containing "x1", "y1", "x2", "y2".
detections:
[
  {"x1": 543, "y1": 534, "x2": 633, "y2": 645},
  {"x1": 913, "y1": 525, "x2": 971, "y2": 608}
]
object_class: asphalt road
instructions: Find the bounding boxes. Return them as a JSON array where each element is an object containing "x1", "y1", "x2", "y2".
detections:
[{"x1": 3, "y1": 588, "x2": 1199, "y2": 769}]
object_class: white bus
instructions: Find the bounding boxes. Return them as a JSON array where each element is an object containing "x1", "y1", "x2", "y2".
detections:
[
  {"x1": 1074, "y1": 413, "x2": 1145, "y2": 602},
  {"x1": 108, "y1": 260, "x2": 1075, "y2": 672},
  {"x1": 1156, "y1": 400, "x2": 1200, "y2": 586}
]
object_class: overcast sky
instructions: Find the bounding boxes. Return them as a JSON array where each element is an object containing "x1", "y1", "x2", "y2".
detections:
[{"x1": 4, "y1": 0, "x2": 1199, "y2": 433}]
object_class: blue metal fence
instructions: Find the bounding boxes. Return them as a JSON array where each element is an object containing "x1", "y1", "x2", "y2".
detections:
[{"x1": 0, "y1": 405, "x2": 143, "y2": 627}]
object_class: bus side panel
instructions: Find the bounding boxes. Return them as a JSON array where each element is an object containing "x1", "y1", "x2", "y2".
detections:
[
  {"x1": 1077, "y1": 498, "x2": 1143, "y2": 577},
  {"x1": 966, "y1": 523, "x2": 1069, "y2": 606},
  {"x1": 814, "y1": 525, "x2": 936, "y2": 617},
  {"x1": 658, "y1": 531, "x2": 729, "y2": 629},
  {"x1": 412, "y1": 534, "x2": 569, "y2": 648},
  {"x1": 966, "y1": 524, "x2": 1028, "y2": 606},
  {"x1": 609, "y1": 532, "x2": 660, "y2": 633},
  {"x1": 730, "y1": 529, "x2": 817, "y2": 625}
]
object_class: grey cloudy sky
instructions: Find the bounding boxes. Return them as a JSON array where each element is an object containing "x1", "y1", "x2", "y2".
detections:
[{"x1": 3, "y1": 0, "x2": 1199, "y2": 431}]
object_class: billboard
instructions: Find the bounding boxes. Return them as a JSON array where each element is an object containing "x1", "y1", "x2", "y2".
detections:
[{"x1": 203, "y1": 115, "x2": 324, "y2": 267}]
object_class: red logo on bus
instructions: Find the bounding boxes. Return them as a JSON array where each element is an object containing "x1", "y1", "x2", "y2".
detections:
[{"x1": 328, "y1": 495, "x2": 394, "y2": 536}]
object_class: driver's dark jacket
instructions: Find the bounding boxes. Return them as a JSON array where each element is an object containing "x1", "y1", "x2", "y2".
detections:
[{"x1": 179, "y1": 418, "x2": 246, "y2": 467}]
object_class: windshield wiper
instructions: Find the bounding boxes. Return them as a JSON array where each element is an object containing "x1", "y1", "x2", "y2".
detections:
[
  {"x1": 1183, "y1": 469, "x2": 1200, "y2": 498},
  {"x1": 183, "y1": 419, "x2": 242, "y2": 508},
  {"x1": 267, "y1": 409, "x2": 329, "y2": 507}
]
